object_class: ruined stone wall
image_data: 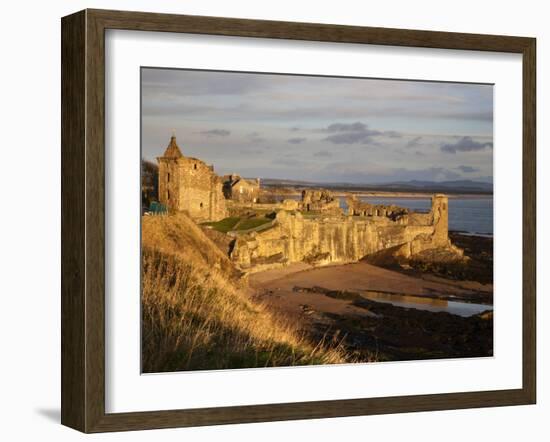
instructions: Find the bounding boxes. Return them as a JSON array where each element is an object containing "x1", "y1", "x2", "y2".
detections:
[
  {"x1": 431, "y1": 194, "x2": 449, "y2": 246},
  {"x1": 346, "y1": 195, "x2": 408, "y2": 221},
  {"x1": 176, "y1": 157, "x2": 227, "y2": 222},
  {"x1": 231, "y1": 194, "x2": 457, "y2": 272},
  {"x1": 158, "y1": 158, "x2": 180, "y2": 212},
  {"x1": 300, "y1": 189, "x2": 342, "y2": 214}
]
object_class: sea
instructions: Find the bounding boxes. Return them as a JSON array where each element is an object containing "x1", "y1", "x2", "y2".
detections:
[{"x1": 343, "y1": 197, "x2": 493, "y2": 236}]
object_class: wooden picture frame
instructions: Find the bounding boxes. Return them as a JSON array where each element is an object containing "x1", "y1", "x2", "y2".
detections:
[{"x1": 61, "y1": 8, "x2": 536, "y2": 433}]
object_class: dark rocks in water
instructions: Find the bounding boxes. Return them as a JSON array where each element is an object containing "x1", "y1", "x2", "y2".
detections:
[
  {"x1": 299, "y1": 304, "x2": 316, "y2": 315},
  {"x1": 293, "y1": 285, "x2": 361, "y2": 301},
  {"x1": 296, "y1": 285, "x2": 493, "y2": 362}
]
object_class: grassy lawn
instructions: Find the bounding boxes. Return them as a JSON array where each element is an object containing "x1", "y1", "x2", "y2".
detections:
[
  {"x1": 202, "y1": 217, "x2": 240, "y2": 233},
  {"x1": 203, "y1": 216, "x2": 272, "y2": 233}
]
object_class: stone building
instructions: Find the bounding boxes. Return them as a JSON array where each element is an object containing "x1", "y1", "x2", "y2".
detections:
[
  {"x1": 223, "y1": 174, "x2": 260, "y2": 203},
  {"x1": 157, "y1": 134, "x2": 227, "y2": 222}
]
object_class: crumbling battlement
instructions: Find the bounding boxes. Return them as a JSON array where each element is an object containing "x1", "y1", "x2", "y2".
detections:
[
  {"x1": 301, "y1": 189, "x2": 342, "y2": 214},
  {"x1": 230, "y1": 194, "x2": 462, "y2": 272},
  {"x1": 346, "y1": 195, "x2": 409, "y2": 221}
]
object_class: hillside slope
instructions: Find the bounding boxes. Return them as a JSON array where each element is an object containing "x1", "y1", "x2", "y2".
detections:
[
  {"x1": 142, "y1": 213, "x2": 239, "y2": 278},
  {"x1": 141, "y1": 213, "x2": 349, "y2": 372}
]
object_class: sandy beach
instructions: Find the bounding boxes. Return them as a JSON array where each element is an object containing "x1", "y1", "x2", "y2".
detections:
[
  {"x1": 249, "y1": 249, "x2": 493, "y2": 362},
  {"x1": 249, "y1": 260, "x2": 492, "y2": 319}
]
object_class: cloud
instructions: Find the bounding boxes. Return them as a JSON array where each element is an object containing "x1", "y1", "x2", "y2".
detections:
[
  {"x1": 325, "y1": 122, "x2": 370, "y2": 132},
  {"x1": 322, "y1": 122, "x2": 382, "y2": 145},
  {"x1": 320, "y1": 163, "x2": 463, "y2": 183},
  {"x1": 456, "y1": 165, "x2": 480, "y2": 173},
  {"x1": 240, "y1": 148, "x2": 264, "y2": 155},
  {"x1": 142, "y1": 68, "x2": 267, "y2": 97},
  {"x1": 313, "y1": 150, "x2": 332, "y2": 158},
  {"x1": 441, "y1": 136, "x2": 493, "y2": 154},
  {"x1": 199, "y1": 129, "x2": 231, "y2": 137},
  {"x1": 272, "y1": 158, "x2": 307, "y2": 167},
  {"x1": 384, "y1": 130, "x2": 402, "y2": 139},
  {"x1": 247, "y1": 132, "x2": 265, "y2": 143},
  {"x1": 406, "y1": 136, "x2": 423, "y2": 148},
  {"x1": 287, "y1": 137, "x2": 307, "y2": 144},
  {"x1": 141, "y1": 69, "x2": 493, "y2": 184}
]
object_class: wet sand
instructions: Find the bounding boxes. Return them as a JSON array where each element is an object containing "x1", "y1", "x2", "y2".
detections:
[
  {"x1": 249, "y1": 260, "x2": 493, "y2": 362},
  {"x1": 250, "y1": 260, "x2": 492, "y2": 306}
]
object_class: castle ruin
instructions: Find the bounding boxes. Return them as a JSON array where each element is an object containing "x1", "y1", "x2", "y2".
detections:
[
  {"x1": 300, "y1": 189, "x2": 342, "y2": 214},
  {"x1": 230, "y1": 194, "x2": 462, "y2": 273},
  {"x1": 155, "y1": 133, "x2": 462, "y2": 272},
  {"x1": 157, "y1": 135, "x2": 228, "y2": 222}
]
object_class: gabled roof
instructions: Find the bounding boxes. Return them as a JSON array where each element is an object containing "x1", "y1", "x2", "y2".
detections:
[
  {"x1": 231, "y1": 177, "x2": 258, "y2": 188},
  {"x1": 162, "y1": 135, "x2": 183, "y2": 159}
]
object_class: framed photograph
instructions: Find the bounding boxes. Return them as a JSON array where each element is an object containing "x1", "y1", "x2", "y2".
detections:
[{"x1": 61, "y1": 9, "x2": 536, "y2": 433}]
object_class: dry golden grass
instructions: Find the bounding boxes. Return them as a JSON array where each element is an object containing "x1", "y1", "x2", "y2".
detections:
[
  {"x1": 142, "y1": 213, "x2": 239, "y2": 278},
  {"x1": 141, "y1": 214, "x2": 349, "y2": 372}
]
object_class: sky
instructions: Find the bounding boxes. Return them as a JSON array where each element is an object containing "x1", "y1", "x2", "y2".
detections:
[{"x1": 141, "y1": 68, "x2": 493, "y2": 184}]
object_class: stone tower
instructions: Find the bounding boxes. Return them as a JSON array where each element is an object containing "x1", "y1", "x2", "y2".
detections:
[
  {"x1": 431, "y1": 194, "x2": 449, "y2": 246},
  {"x1": 157, "y1": 134, "x2": 183, "y2": 213},
  {"x1": 157, "y1": 134, "x2": 227, "y2": 222}
]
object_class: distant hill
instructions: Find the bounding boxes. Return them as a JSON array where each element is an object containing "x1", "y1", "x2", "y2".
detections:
[
  {"x1": 368, "y1": 180, "x2": 493, "y2": 193},
  {"x1": 261, "y1": 178, "x2": 493, "y2": 194}
]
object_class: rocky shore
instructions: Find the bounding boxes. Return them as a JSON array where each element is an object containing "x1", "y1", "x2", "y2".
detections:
[{"x1": 249, "y1": 233, "x2": 493, "y2": 362}]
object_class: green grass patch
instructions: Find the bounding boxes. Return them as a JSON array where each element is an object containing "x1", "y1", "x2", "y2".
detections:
[
  {"x1": 202, "y1": 217, "x2": 240, "y2": 233},
  {"x1": 204, "y1": 216, "x2": 273, "y2": 233}
]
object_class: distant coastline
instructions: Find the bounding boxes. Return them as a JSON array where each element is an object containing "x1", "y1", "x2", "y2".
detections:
[
  {"x1": 265, "y1": 188, "x2": 492, "y2": 199},
  {"x1": 342, "y1": 192, "x2": 492, "y2": 199}
]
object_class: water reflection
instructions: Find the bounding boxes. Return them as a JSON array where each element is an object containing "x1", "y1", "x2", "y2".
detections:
[{"x1": 360, "y1": 291, "x2": 492, "y2": 317}]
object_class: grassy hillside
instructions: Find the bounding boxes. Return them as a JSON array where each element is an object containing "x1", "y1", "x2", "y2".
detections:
[
  {"x1": 141, "y1": 214, "x2": 348, "y2": 372},
  {"x1": 142, "y1": 213, "x2": 239, "y2": 279}
]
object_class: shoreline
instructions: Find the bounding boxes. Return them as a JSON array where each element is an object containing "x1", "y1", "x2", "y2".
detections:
[
  {"x1": 336, "y1": 191, "x2": 492, "y2": 199},
  {"x1": 249, "y1": 259, "x2": 493, "y2": 362},
  {"x1": 450, "y1": 230, "x2": 493, "y2": 238},
  {"x1": 264, "y1": 189, "x2": 493, "y2": 199}
]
